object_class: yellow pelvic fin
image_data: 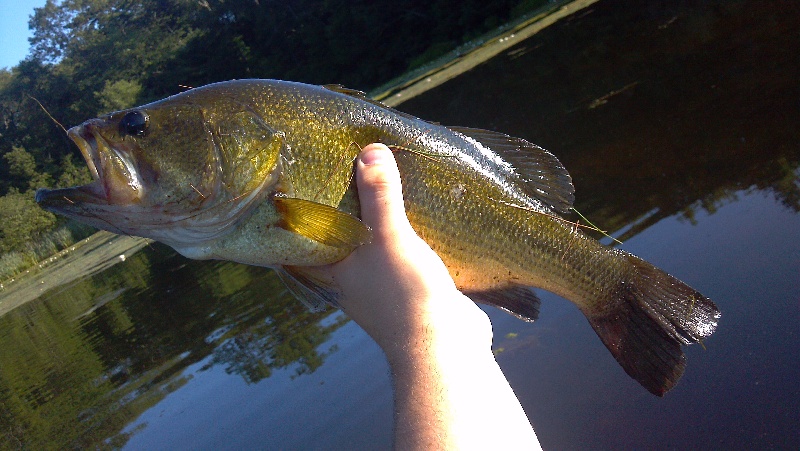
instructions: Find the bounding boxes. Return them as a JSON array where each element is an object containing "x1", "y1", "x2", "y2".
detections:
[{"x1": 274, "y1": 195, "x2": 372, "y2": 249}]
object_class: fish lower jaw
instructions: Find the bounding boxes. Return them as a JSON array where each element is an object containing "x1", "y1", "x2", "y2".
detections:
[{"x1": 82, "y1": 180, "x2": 110, "y2": 202}]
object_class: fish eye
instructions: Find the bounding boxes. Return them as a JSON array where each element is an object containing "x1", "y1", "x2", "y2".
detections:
[{"x1": 119, "y1": 110, "x2": 149, "y2": 137}]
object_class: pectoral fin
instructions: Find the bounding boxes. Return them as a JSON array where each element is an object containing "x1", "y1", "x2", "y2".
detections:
[{"x1": 274, "y1": 195, "x2": 372, "y2": 249}]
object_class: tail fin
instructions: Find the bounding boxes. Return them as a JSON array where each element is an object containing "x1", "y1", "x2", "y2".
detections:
[{"x1": 585, "y1": 252, "x2": 720, "y2": 396}]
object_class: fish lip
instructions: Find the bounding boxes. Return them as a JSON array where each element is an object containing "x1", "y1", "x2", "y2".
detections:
[
  {"x1": 36, "y1": 122, "x2": 108, "y2": 209},
  {"x1": 35, "y1": 184, "x2": 106, "y2": 208},
  {"x1": 63, "y1": 119, "x2": 142, "y2": 205},
  {"x1": 68, "y1": 124, "x2": 101, "y2": 183},
  {"x1": 37, "y1": 119, "x2": 139, "y2": 210}
]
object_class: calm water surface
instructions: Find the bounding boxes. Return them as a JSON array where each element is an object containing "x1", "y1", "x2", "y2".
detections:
[{"x1": 1, "y1": 0, "x2": 798, "y2": 449}]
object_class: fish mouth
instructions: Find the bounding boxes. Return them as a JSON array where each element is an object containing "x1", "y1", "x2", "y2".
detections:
[
  {"x1": 36, "y1": 121, "x2": 143, "y2": 210},
  {"x1": 70, "y1": 125, "x2": 102, "y2": 184}
]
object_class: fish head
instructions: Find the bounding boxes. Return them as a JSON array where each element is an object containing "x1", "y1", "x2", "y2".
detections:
[
  {"x1": 36, "y1": 93, "x2": 285, "y2": 248},
  {"x1": 65, "y1": 103, "x2": 215, "y2": 207}
]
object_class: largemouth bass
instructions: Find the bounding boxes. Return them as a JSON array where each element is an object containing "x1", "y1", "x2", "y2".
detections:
[{"x1": 36, "y1": 79, "x2": 720, "y2": 395}]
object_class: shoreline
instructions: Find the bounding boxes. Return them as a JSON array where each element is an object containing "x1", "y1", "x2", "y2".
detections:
[
  {"x1": 0, "y1": 232, "x2": 151, "y2": 316},
  {"x1": 375, "y1": 0, "x2": 600, "y2": 107}
]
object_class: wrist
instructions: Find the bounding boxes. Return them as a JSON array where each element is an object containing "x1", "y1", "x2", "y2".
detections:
[{"x1": 381, "y1": 292, "x2": 494, "y2": 371}]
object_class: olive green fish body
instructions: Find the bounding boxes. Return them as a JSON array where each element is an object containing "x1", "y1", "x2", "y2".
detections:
[{"x1": 36, "y1": 80, "x2": 719, "y2": 395}]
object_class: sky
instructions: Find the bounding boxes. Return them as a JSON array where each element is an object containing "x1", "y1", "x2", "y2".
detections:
[{"x1": 0, "y1": 0, "x2": 48, "y2": 69}]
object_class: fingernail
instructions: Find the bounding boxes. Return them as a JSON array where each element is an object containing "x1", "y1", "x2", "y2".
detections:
[{"x1": 360, "y1": 144, "x2": 393, "y2": 166}]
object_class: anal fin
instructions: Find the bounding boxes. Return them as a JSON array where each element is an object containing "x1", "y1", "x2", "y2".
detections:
[{"x1": 465, "y1": 284, "x2": 541, "y2": 322}]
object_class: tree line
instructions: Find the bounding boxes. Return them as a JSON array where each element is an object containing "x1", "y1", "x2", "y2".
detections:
[{"x1": 0, "y1": 0, "x2": 547, "y2": 256}]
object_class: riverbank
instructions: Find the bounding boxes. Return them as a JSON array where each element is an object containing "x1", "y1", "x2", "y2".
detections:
[
  {"x1": 374, "y1": 0, "x2": 600, "y2": 106},
  {"x1": 0, "y1": 232, "x2": 151, "y2": 316}
]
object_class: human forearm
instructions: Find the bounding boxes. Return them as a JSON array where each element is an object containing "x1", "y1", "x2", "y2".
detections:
[
  {"x1": 385, "y1": 292, "x2": 541, "y2": 450},
  {"x1": 326, "y1": 144, "x2": 540, "y2": 450}
]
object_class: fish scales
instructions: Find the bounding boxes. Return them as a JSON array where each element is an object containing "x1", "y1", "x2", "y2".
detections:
[
  {"x1": 398, "y1": 150, "x2": 624, "y2": 303},
  {"x1": 36, "y1": 79, "x2": 720, "y2": 395}
]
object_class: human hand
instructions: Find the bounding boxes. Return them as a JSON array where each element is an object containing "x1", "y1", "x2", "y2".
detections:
[
  {"x1": 326, "y1": 143, "x2": 493, "y2": 358},
  {"x1": 323, "y1": 143, "x2": 540, "y2": 450}
]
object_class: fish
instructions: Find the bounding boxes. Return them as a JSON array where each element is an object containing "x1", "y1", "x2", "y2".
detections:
[{"x1": 35, "y1": 79, "x2": 720, "y2": 396}]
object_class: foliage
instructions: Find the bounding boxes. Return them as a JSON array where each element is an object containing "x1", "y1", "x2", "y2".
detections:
[
  {"x1": 95, "y1": 79, "x2": 143, "y2": 115},
  {"x1": 57, "y1": 152, "x2": 92, "y2": 187},
  {"x1": 0, "y1": 190, "x2": 57, "y2": 253}
]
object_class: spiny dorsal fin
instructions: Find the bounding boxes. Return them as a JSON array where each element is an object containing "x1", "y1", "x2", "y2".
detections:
[
  {"x1": 322, "y1": 84, "x2": 369, "y2": 99},
  {"x1": 448, "y1": 126, "x2": 575, "y2": 213},
  {"x1": 322, "y1": 84, "x2": 428, "y2": 123},
  {"x1": 274, "y1": 195, "x2": 372, "y2": 249}
]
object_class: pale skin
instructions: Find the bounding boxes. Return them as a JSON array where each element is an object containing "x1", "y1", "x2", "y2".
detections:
[{"x1": 321, "y1": 143, "x2": 542, "y2": 450}]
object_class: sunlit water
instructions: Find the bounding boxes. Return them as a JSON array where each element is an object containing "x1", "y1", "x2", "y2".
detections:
[{"x1": 1, "y1": 0, "x2": 798, "y2": 449}]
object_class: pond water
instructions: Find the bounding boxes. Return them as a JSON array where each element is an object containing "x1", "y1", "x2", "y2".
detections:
[{"x1": 1, "y1": 0, "x2": 798, "y2": 449}]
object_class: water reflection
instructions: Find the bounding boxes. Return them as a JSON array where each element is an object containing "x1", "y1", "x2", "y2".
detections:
[
  {"x1": 398, "y1": 0, "x2": 800, "y2": 242},
  {"x1": 0, "y1": 244, "x2": 345, "y2": 449},
  {"x1": 1, "y1": 0, "x2": 798, "y2": 449}
]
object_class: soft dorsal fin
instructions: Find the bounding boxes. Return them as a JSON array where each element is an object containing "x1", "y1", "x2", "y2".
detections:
[
  {"x1": 274, "y1": 195, "x2": 372, "y2": 249},
  {"x1": 448, "y1": 126, "x2": 575, "y2": 213}
]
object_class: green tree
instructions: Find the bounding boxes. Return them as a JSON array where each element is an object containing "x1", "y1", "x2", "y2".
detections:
[
  {"x1": 0, "y1": 61, "x2": 80, "y2": 195},
  {"x1": 0, "y1": 190, "x2": 57, "y2": 252},
  {"x1": 95, "y1": 79, "x2": 143, "y2": 114},
  {"x1": 28, "y1": 0, "x2": 74, "y2": 64},
  {"x1": 3, "y1": 146, "x2": 51, "y2": 191},
  {"x1": 57, "y1": 153, "x2": 92, "y2": 188}
]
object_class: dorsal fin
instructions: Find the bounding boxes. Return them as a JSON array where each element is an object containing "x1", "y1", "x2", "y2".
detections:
[
  {"x1": 321, "y1": 85, "x2": 574, "y2": 212},
  {"x1": 322, "y1": 84, "x2": 369, "y2": 98},
  {"x1": 322, "y1": 84, "x2": 427, "y2": 123},
  {"x1": 448, "y1": 126, "x2": 575, "y2": 213}
]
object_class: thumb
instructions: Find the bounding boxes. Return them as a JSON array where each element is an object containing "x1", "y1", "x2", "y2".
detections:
[{"x1": 356, "y1": 144, "x2": 414, "y2": 239}]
